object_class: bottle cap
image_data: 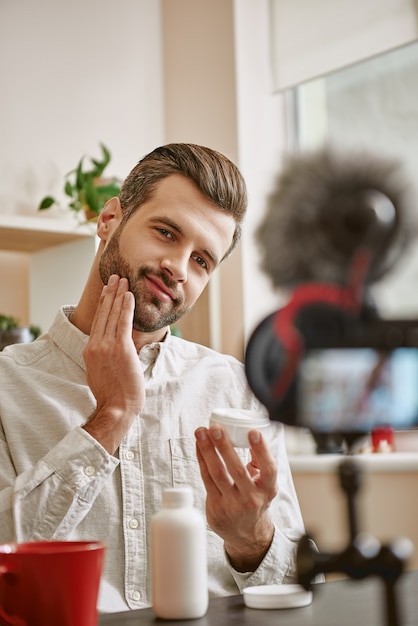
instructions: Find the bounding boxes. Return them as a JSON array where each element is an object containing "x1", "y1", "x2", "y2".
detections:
[{"x1": 162, "y1": 487, "x2": 194, "y2": 508}]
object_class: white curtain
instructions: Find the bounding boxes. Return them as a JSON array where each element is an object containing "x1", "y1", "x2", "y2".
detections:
[{"x1": 270, "y1": 0, "x2": 418, "y2": 90}]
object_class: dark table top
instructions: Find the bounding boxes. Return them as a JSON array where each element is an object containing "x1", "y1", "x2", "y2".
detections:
[{"x1": 99, "y1": 569, "x2": 418, "y2": 626}]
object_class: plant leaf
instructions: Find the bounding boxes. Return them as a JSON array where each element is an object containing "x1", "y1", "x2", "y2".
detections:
[
  {"x1": 75, "y1": 158, "x2": 85, "y2": 190},
  {"x1": 91, "y1": 144, "x2": 111, "y2": 177},
  {"x1": 95, "y1": 181, "x2": 121, "y2": 196},
  {"x1": 100, "y1": 143, "x2": 111, "y2": 166},
  {"x1": 84, "y1": 176, "x2": 101, "y2": 214},
  {"x1": 64, "y1": 181, "x2": 75, "y2": 197},
  {"x1": 38, "y1": 196, "x2": 56, "y2": 210}
]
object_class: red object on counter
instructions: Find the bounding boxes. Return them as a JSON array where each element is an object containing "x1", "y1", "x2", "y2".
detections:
[{"x1": 371, "y1": 426, "x2": 394, "y2": 452}]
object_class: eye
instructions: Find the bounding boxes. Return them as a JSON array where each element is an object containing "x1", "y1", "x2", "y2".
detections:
[
  {"x1": 157, "y1": 227, "x2": 174, "y2": 240},
  {"x1": 192, "y1": 254, "x2": 209, "y2": 271}
]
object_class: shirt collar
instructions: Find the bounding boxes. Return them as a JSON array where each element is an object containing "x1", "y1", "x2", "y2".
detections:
[
  {"x1": 47, "y1": 306, "x2": 89, "y2": 371},
  {"x1": 48, "y1": 306, "x2": 171, "y2": 376}
]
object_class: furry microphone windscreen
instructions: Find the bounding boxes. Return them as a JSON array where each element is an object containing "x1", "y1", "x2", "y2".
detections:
[{"x1": 256, "y1": 148, "x2": 415, "y2": 289}]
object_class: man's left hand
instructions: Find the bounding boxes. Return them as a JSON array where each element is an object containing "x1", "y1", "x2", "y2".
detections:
[{"x1": 195, "y1": 425, "x2": 277, "y2": 572}]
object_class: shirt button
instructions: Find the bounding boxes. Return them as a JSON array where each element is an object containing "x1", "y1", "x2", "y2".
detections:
[
  {"x1": 132, "y1": 590, "x2": 141, "y2": 602},
  {"x1": 84, "y1": 466, "x2": 96, "y2": 476},
  {"x1": 125, "y1": 450, "x2": 135, "y2": 461},
  {"x1": 128, "y1": 518, "x2": 139, "y2": 529}
]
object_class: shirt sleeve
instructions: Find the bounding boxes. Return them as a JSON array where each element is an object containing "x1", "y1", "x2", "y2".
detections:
[
  {"x1": 0, "y1": 427, "x2": 119, "y2": 542},
  {"x1": 226, "y1": 523, "x2": 299, "y2": 591}
]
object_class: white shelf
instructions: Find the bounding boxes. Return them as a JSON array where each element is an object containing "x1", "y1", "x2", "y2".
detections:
[
  {"x1": 0, "y1": 214, "x2": 95, "y2": 253},
  {"x1": 289, "y1": 451, "x2": 418, "y2": 473}
]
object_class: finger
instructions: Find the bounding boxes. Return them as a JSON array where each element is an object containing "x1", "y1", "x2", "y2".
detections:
[
  {"x1": 206, "y1": 426, "x2": 252, "y2": 491},
  {"x1": 116, "y1": 291, "x2": 135, "y2": 341},
  {"x1": 247, "y1": 430, "x2": 278, "y2": 494},
  {"x1": 195, "y1": 427, "x2": 234, "y2": 493},
  {"x1": 93, "y1": 276, "x2": 131, "y2": 340},
  {"x1": 208, "y1": 426, "x2": 276, "y2": 497},
  {"x1": 195, "y1": 439, "x2": 222, "y2": 498},
  {"x1": 104, "y1": 277, "x2": 130, "y2": 338},
  {"x1": 90, "y1": 274, "x2": 121, "y2": 338}
]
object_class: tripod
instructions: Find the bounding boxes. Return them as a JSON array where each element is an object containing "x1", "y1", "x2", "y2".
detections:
[{"x1": 296, "y1": 458, "x2": 413, "y2": 626}]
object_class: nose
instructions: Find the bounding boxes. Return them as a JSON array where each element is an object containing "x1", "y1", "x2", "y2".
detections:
[{"x1": 161, "y1": 252, "x2": 188, "y2": 283}]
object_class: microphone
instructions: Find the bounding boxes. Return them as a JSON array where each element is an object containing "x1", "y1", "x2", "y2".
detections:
[{"x1": 255, "y1": 147, "x2": 413, "y2": 290}]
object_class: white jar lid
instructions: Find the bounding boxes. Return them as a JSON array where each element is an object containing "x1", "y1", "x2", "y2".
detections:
[
  {"x1": 243, "y1": 584, "x2": 313, "y2": 610},
  {"x1": 209, "y1": 408, "x2": 271, "y2": 448},
  {"x1": 210, "y1": 408, "x2": 270, "y2": 428}
]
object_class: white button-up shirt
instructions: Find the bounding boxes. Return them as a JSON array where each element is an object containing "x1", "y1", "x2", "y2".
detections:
[{"x1": 0, "y1": 307, "x2": 305, "y2": 613}]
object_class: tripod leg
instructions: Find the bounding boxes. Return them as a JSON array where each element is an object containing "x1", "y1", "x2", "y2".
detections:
[{"x1": 383, "y1": 580, "x2": 402, "y2": 626}]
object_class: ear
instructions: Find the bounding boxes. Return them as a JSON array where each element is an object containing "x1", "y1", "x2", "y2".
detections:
[{"x1": 97, "y1": 197, "x2": 123, "y2": 242}]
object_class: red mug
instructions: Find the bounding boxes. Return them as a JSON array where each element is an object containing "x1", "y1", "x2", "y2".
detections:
[{"x1": 0, "y1": 540, "x2": 105, "y2": 626}]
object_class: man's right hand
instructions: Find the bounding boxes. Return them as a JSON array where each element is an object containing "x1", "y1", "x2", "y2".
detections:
[{"x1": 83, "y1": 275, "x2": 145, "y2": 454}]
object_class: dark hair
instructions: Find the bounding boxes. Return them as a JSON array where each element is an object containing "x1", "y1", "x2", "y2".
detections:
[{"x1": 119, "y1": 143, "x2": 247, "y2": 258}]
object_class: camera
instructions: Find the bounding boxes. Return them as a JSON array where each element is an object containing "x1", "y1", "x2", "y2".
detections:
[
  {"x1": 245, "y1": 309, "x2": 418, "y2": 434},
  {"x1": 244, "y1": 148, "x2": 418, "y2": 438}
]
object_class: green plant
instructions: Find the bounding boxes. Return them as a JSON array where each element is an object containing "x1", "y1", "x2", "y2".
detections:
[
  {"x1": 0, "y1": 314, "x2": 41, "y2": 339},
  {"x1": 29, "y1": 325, "x2": 42, "y2": 340},
  {"x1": 0, "y1": 314, "x2": 19, "y2": 331},
  {"x1": 38, "y1": 143, "x2": 122, "y2": 219}
]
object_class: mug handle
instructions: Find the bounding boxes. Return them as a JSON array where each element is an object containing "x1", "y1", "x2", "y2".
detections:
[{"x1": 0, "y1": 565, "x2": 27, "y2": 626}]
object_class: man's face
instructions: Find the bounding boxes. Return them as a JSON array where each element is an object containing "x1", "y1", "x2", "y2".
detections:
[{"x1": 99, "y1": 174, "x2": 236, "y2": 333}]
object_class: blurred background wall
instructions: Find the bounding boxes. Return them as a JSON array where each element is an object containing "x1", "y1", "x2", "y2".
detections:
[{"x1": 1, "y1": 0, "x2": 417, "y2": 358}]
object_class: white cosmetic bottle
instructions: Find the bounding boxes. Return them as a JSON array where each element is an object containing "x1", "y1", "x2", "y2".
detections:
[{"x1": 151, "y1": 486, "x2": 208, "y2": 619}]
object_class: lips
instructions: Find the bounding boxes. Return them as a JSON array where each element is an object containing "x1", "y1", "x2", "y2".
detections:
[{"x1": 145, "y1": 275, "x2": 175, "y2": 302}]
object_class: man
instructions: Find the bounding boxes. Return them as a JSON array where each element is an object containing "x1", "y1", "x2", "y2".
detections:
[{"x1": 0, "y1": 144, "x2": 304, "y2": 612}]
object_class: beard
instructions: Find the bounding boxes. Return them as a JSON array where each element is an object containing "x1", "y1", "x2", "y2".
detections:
[{"x1": 99, "y1": 227, "x2": 192, "y2": 332}]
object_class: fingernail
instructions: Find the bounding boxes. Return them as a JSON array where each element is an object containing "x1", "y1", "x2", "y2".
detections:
[
  {"x1": 249, "y1": 430, "x2": 261, "y2": 444},
  {"x1": 210, "y1": 427, "x2": 222, "y2": 441},
  {"x1": 195, "y1": 428, "x2": 207, "y2": 442},
  {"x1": 108, "y1": 275, "x2": 118, "y2": 285}
]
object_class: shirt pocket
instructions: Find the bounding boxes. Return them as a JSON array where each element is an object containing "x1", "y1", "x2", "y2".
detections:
[
  {"x1": 169, "y1": 437, "x2": 249, "y2": 526},
  {"x1": 169, "y1": 437, "x2": 206, "y2": 514}
]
